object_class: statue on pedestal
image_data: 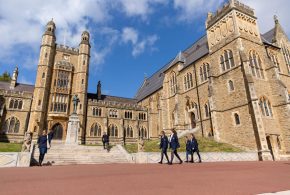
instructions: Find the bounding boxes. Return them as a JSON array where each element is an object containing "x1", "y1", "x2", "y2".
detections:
[
  {"x1": 21, "y1": 132, "x2": 32, "y2": 152},
  {"x1": 72, "y1": 95, "x2": 80, "y2": 114},
  {"x1": 138, "y1": 137, "x2": 145, "y2": 152}
]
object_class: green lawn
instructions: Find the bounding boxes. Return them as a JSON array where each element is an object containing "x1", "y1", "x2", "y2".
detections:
[
  {"x1": 0, "y1": 142, "x2": 22, "y2": 152},
  {"x1": 124, "y1": 136, "x2": 243, "y2": 153}
]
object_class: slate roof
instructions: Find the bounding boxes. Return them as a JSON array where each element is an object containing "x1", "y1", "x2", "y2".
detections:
[
  {"x1": 135, "y1": 28, "x2": 279, "y2": 102},
  {"x1": 87, "y1": 93, "x2": 137, "y2": 105},
  {"x1": 0, "y1": 81, "x2": 34, "y2": 93},
  {"x1": 262, "y1": 28, "x2": 275, "y2": 43},
  {"x1": 135, "y1": 35, "x2": 209, "y2": 101}
]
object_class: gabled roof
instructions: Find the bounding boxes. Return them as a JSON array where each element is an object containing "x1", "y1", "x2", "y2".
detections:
[
  {"x1": 0, "y1": 81, "x2": 34, "y2": 93},
  {"x1": 135, "y1": 35, "x2": 209, "y2": 101}
]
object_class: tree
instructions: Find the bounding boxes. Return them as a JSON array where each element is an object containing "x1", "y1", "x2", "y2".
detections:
[{"x1": 0, "y1": 72, "x2": 11, "y2": 82}]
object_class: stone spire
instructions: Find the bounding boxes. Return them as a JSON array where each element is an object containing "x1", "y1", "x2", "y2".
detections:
[{"x1": 10, "y1": 66, "x2": 18, "y2": 89}]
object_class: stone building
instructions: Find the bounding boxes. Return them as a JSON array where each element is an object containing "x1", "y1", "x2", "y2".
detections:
[
  {"x1": 0, "y1": 20, "x2": 148, "y2": 144},
  {"x1": 0, "y1": 67, "x2": 34, "y2": 142},
  {"x1": 136, "y1": 0, "x2": 290, "y2": 160},
  {"x1": 0, "y1": 0, "x2": 289, "y2": 160}
]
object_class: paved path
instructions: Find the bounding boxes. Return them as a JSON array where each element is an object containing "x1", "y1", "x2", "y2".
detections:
[{"x1": 0, "y1": 161, "x2": 289, "y2": 195}]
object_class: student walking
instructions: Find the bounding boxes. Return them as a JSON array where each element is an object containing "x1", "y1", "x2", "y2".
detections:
[
  {"x1": 37, "y1": 130, "x2": 48, "y2": 166},
  {"x1": 102, "y1": 132, "x2": 109, "y2": 150},
  {"x1": 191, "y1": 134, "x2": 202, "y2": 163},
  {"x1": 158, "y1": 131, "x2": 169, "y2": 164},
  {"x1": 169, "y1": 129, "x2": 183, "y2": 165},
  {"x1": 185, "y1": 136, "x2": 192, "y2": 163}
]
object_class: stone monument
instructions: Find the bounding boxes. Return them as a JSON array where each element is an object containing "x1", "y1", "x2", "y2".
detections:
[{"x1": 65, "y1": 95, "x2": 80, "y2": 145}]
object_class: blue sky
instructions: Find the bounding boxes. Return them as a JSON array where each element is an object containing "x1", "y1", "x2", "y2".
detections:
[{"x1": 0, "y1": 0, "x2": 289, "y2": 98}]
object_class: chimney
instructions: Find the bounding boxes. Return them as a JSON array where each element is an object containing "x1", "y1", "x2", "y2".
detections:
[
  {"x1": 10, "y1": 66, "x2": 18, "y2": 89},
  {"x1": 97, "y1": 81, "x2": 102, "y2": 100}
]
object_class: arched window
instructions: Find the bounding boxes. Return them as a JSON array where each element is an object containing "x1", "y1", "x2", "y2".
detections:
[
  {"x1": 125, "y1": 126, "x2": 133, "y2": 138},
  {"x1": 281, "y1": 42, "x2": 290, "y2": 73},
  {"x1": 186, "y1": 101, "x2": 199, "y2": 119},
  {"x1": 90, "y1": 123, "x2": 101, "y2": 137},
  {"x1": 228, "y1": 80, "x2": 234, "y2": 91},
  {"x1": 184, "y1": 72, "x2": 193, "y2": 90},
  {"x1": 4, "y1": 117, "x2": 20, "y2": 133},
  {"x1": 249, "y1": 50, "x2": 264, "y2": 79},
  {"x1": 200, "y1": 63, "x2": 210, "y2": 82},
  {"x1": 169, "y1": 72, "x2": 177, "y2": 95},
  {"x1": 109, "y1": 109, "x2": 118, "y2": 118},
  {"x1": 139, "y1": 126, "x2": 147, "y2": 138},
  {"x1": 204, "y1": 104, "x2": 209, "y2": 118},
  {"x1": 259, "y1": 97, "x2": 273, "y2": 117},
  {"x1": 108, "y1": 124, "x2": 118, "y2": 137},
  {"x1": 270, "y1": 53, "x2": 281, "y2": 72},
  {"x1": 220, "y1": 50, "x2": 235, "y2": 72},
  {"x1": 234, "y1": 113, "x2": 240, "y2": 125},
  {"x1": 13, "y1": 100, "x2": 18, "y2": 109},
  {"x1": 9, "y1": 99, "x2": 23, "y2": 110}
]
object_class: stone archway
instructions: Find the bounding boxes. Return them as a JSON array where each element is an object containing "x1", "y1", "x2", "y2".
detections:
[
  {"x1": 51, "y1": 123, "x2": 63, "y2": 140},
  {"x1": 190, "y1": 112, "x2": 196, "y2": 129}
]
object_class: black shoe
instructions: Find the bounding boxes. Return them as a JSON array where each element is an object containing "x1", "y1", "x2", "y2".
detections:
[
  {"x1": 158, "y1": 161, "x2": 162, "y2": 164},
  {"x1": 168, "y1": 162, "x2": 173, "y2": 165},
  {"x1": 190, "y1": 160, "x2": 194, "y2": 163},
  {"x1": 185, "y1": 160, "x2": 188, "y2": 163},
  {"x1": 179, "y1": 160, "x2": 183, "y2": 164},
  {"x1": 198, "y1": 160, "x2": 202, "y2": 163}
]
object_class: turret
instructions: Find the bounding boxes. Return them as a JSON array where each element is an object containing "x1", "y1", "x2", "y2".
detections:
[
  {"x1": 10, "y1": 66, "x2": 18, "y2": 89},
  {"x1": 97, "y1": 81, "x2": 102, "y2": 100},
  {"x1": 74, "y1": 30, "x2": 91, "y2": 143},
  {"x1": 28, "y1": 19, "x2": 56, "y2": 135}
]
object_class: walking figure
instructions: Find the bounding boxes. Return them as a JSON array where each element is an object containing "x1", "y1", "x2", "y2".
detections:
[
  {"x1": 191, "y1": 134, "x2": 202, "y2": 163},
  {"x1": 169, "y1": 129, "x2": 183, "y2": 165},
  {"x1": 158, "y1": 131, "x2": 169, "y2": 164},
  {"x1": 102, "y1": 132, "x2": 109, "y2": 150},
  {"x1": 37, "y1": 130, "x2": 50, "y2": 166}
]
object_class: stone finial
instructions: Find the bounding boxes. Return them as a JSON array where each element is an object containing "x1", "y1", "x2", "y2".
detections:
[
  {"x1": 207, "y1": 12, "x2": 213, "y2": 19},
  {"x1": 10, "y1": 66, "x2": 18, "y2": 89},
  {"x1": 274, "y1": 15, "x2": 279, "y2": 24},
  {"x1": 97, "y1": 81, "x2": 102, "y2": 100}
]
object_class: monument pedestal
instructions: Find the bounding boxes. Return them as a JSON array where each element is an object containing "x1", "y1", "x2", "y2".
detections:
[{"x1": 65, "y1": 114, "x2": 80, "y2": 145}]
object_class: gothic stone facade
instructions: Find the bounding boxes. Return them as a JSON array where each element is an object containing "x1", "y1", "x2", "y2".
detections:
[
  {"x1": 0, "y1": 20, "x2": 149, "y2": 144},
  {"x1": 135, "y1": 0, "x2": 290, "y2": 160},
  {"x1": 1, "y1": 0, "x2": 290, "y2": 160}
]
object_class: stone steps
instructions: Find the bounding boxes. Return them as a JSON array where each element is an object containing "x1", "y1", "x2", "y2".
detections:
[{"x1": 32, "y1": 144, "x2": 129, "y2": 166}]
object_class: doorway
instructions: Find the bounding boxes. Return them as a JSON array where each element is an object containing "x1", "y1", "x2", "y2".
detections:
[
  {"x1": 190, "y1": 112, "x2": 196, "y2": 128},
  {"x1": 52, "y1": 123, "x2": 63, "y2": 140},
  {"x1": 266, "y1": 136, "x2": 275, "y2": 161}
]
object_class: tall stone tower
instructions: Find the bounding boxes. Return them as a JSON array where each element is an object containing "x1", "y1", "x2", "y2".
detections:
[
  {"x1": 73, "y1": 31, "x2": 90, "y2": 143},
  {"x1": 205, "y1": 0, "x2": 273, "y2": 160},
  {"x1": 28, "y1": 20, "x2": 56, "y2": 135}
]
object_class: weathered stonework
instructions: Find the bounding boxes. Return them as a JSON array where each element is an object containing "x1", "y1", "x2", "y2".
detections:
[{"x1": 0, "y1": 0, "x2": 289, "y2": 161}]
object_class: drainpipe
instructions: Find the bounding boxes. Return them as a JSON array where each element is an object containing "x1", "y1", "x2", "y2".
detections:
[{"x1": 193, "y1": 62, "x2": 204, "y2": 137}]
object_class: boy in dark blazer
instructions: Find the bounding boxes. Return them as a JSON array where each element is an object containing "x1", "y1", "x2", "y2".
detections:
[
  {"x1": 158, "y1": 131, "x2": 169, "y2": 164},
  {"x1": 191, "y1": 133, "x2": 201, "y2": 163}
]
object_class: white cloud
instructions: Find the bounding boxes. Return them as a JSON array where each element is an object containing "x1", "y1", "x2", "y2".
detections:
[
  {"x1": 121, "y1": 27, "x2": 158, "y2": 57},
  {"x1": 240, "y1": 0, "x2": 290, "y2": 35},
  {"x1": 173, "y1": 0, "x2": 224, "y2": 22},
  {"x1": 121, "y1": 27, "x2": 139, "y2": 45},
  {"x1": 132, "y1": 35, "x2": 158, "y2": 57},
  {"x1": 118, "y1": 0, "x2": 167, "y2": 19},
  {"x1": 0, "y1": 0, "x2": 109, "y2": 69}
]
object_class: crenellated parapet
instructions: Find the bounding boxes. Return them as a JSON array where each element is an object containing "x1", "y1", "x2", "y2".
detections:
[
  {"x1": 88, "y1": 99, "x2": 147, "y2": 111},
  {"x1": 206, "y1": 0, "x2": 261, "y2": 52},
  {"x1": 56, "y1": 44, "x2": 79, "y2": 55}
]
